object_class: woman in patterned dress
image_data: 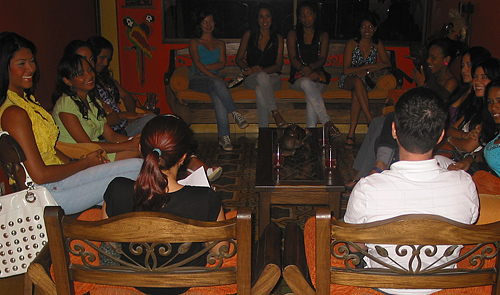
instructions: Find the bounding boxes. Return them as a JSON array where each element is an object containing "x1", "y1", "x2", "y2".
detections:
[{"x1": 339, "y1": 14, "x2": 391, "y2": 149}]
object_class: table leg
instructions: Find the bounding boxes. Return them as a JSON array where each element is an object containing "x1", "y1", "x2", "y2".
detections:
[{"x1": 258, "y1": 192, "x2": 271, "y2": 237}]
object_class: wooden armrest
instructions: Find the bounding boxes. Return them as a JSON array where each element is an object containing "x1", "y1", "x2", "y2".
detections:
[
  {"x1": 164, "y1": 49, "x2": 178, "y2": 86},
  {"x1": 283, "y1": 222, "x2": 315, "y2": 295},
  {"x1": 27, "y1": 244, "x2": 56, "y2": 295},
  {"x1": 251, "y1": 222, "x2": 282, "y2": 294}
]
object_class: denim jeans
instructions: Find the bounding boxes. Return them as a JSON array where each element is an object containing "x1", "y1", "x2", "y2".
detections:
[
  {"x1": 125, "y1": 113, "x2": 156, "y2": 137},
  {"x1": 244, "y1": 72, "x2": 282, "y2": 128},
  {"x1": 189, "y1": 72, "x2": 237, "y2": 137},
  {"x1": 42, "y1": 158, "x2": 143, "y2": 215},
  {"x1": 289, "y1": 77, "x2": 329, "y2": 127}
]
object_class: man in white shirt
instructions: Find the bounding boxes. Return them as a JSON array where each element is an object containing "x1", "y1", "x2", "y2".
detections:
[{"x1": 344, "y1": 87, "x2": 479, "y2": 295}]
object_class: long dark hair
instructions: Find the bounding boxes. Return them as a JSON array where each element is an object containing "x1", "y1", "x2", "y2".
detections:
[
  {"x1": 482, "y1": 79, "x2": 500, "y2": 143},
  {"x1": 456, "y1": 57, "x2": 500, "y2": 133},
  {"x1": 63, "y1": 39, "x2": 92, "y2": 60},
  {"x1": 428, "y1": 38, "x2": 459, "y2": 66},
  {"x1": 52, "y1": 54, "x2": 106, "y2": 119},
  {"x1": 0, "y1": 32, "x2": 40, "y2": 105},
  {"x1": 295, "y1": 1, "x2": 319, "y2": 38},
  {"x1": 249, "y1": 3, "x2": 278, "y2": 53},
  {"x1": 447, "y1": 46, "x2": 491, "y2": 111},
  {"x1": 87, "y1": 36, "x2": 115, "y2": 88},
  {"x1": 354, "y1": 13, "x2": 380, "y2": 44},
  {"x1": 195, "y1": 9, "x2": 216, "y2": 38},
  {"x1": 134, "y1": 115, "x2": 193, "y2": 212}
]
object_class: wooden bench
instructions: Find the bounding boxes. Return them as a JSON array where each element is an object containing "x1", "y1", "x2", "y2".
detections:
[{"x1": 164, "y1": 42, "x2": 403, "y2": 127}]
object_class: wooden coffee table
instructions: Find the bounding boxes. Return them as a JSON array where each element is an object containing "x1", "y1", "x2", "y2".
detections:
[{"x1": 255, "y1": 128, "x2": 345, "y2": 235}]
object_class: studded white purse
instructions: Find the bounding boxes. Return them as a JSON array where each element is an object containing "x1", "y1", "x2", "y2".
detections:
[{"x1": 0, "y1": 132, "x2": 57, "y2": 278}]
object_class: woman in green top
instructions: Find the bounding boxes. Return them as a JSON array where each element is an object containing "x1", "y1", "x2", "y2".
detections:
[{"x1": 52, "y1": 54, "x2": 140, "y2": 161}]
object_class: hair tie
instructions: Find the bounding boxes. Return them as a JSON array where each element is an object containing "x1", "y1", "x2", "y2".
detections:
[{"x1": 152, "y1": 148, "x2": 162, "y2": 156}]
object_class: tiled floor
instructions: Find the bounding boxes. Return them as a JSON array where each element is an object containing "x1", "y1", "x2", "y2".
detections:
[{"x1": 0, "y1": 131, "x2": 363, "y2": 295}]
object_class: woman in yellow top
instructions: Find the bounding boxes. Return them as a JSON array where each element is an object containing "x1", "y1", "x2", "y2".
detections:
[
  {"x1": 0, "y1": 31, "x2": 142, "y2": 214},
  {"x1": 51, "y1": 54, "x2": 141, "y2": 161}
]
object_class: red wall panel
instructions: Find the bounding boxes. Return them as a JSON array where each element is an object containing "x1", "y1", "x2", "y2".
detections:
[{"x1": 0, "y1": 1, "x2": 97, "y2": 109}]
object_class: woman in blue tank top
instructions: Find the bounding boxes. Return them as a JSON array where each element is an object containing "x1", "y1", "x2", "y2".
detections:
[
  {"x1": 188, "y1": 9, "x2": 248, "y2": 151},
  {"x1": 236, "y1": 3, "x2": 286, "y2": 128}
]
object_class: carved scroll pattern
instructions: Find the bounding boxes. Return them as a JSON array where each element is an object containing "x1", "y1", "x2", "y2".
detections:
[
  {"x1": 331, "y1": 240, "x2": 499, "y2": 274},
  {"x1": 67, "y1": 238, "x2": 237, "y2": 272}
]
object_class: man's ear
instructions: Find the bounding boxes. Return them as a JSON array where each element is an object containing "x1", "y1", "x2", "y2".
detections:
[
  {"x1": 436, "y1": 129, "x2": 446, "y2": 145},
  {"x1": 391, "y1": 121, "x2": 397, "y2": 139}
]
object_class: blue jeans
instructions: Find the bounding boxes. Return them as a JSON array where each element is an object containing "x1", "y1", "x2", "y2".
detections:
[
  {"x1": 125, "y1": 113, "x2": 156, "y2": 137},
  {"x1": 189, "y1": 72, "x2": 237, "y2": 137},
  {"x1": 289, "y1": 77, "x2": 329, "y2": 127},
  {"x1": 42, "y1": 158, "x2": 143, "y2": 215},
  {"x1": 353, "y1": 116, "x2": 385, "y2": 178},
  {"x1": 244, "y1": 72, "x2": 282, "y2": 128}
]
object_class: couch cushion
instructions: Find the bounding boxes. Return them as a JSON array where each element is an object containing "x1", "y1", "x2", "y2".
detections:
[{"x1": 176, "y1": 81, "x2": 390, "y2": 104}]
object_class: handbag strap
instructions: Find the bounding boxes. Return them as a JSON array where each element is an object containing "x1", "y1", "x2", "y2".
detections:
[{"x1": 0, "y1": 131, "x2": 35, "y2": 189}]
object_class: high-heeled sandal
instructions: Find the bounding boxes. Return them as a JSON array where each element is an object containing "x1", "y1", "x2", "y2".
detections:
[
  {"x1": 345, "y1": 136, "x2": 355, "y2": 149},
  {"x1": 324, "y1": 121, "x2": 341, "y2": 139},
  {"x1": 272, "y1": 110, "x2": 289, "y2": 128}
]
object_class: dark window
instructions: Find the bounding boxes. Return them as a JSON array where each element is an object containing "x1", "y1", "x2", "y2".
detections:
[{"x1": 162, "y1": 0, "x2": 424, "y2": 43}]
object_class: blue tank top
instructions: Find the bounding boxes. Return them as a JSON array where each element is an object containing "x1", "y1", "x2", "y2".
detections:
[
  {"x1": 484, "y1": 133, "x2": 500, "y2": 176},
  {"x1": 191, "y1": 44, "x2": 220, "y2": 74}
]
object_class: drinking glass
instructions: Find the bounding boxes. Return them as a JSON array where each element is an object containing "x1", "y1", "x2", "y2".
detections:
[{"x1": 324, "y1": 144, "x2": 337, "y2": 170}]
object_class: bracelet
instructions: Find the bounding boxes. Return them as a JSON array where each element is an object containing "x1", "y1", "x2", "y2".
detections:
[
  {"x1": 128, "y1": 137, "x2": 134, "y2": 141},
  {"x1": 372, "y1": 166, "x2": 383, "y2": 173}
]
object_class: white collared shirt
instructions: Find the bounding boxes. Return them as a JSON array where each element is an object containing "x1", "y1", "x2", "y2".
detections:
[{"x1": 344, "y1": 159, "x2": 479, "y2": 295}]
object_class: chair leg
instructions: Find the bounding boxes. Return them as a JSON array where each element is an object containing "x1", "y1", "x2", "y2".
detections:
[{"x1": 23, "y1": 273, "x2": 33, "y2": 295}]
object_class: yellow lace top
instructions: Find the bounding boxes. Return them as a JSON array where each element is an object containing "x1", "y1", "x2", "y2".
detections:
[{"x1": 0, "y1": 90, "x2": 64, "y2": 165}]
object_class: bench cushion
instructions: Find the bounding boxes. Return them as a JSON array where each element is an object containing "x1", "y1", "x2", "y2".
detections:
[{"x1": 171, "y1": 66, "x2": 395, "y2": 104}]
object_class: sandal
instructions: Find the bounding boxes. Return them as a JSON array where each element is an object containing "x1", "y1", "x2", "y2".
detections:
[
  {"x1": 345, "y1": 136, "x2": 355, "y2": 149},
  {"x1": 324, "y1": 121, "x2": 341, "y2": 139},
  {"x1": 272, "y1": 110, "x2": 289, "y2": 128}
]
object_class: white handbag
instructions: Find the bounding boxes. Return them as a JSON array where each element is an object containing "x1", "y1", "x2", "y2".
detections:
[{"x1": 0, "y1": 132, "x2": 57, "y2": 278}]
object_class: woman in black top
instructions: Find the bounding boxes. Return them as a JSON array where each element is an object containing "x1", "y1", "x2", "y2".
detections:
[
  {"x1": 287, "y1": 1, "x2": 340, "y2": 137},
  {"x1": 102, "y1": 115, "x2": 226, "y2": 295},
  {"x1": 236, "y1": 3, "x2": 286, "y2": 128}
]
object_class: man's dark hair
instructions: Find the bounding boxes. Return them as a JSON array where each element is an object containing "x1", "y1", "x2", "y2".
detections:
[{"x1": 394, "y1": 87, "x2": 448, "y2": 154}]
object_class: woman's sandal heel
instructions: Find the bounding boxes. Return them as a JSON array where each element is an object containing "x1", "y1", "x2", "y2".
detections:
[{"x1": 345, "y1": 136, "x2": 355, "y2": 149}]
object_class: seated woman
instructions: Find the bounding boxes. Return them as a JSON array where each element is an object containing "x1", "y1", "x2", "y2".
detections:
[
  {"x1": 446, "y1": 57, "x2": 500, "y2": 157},
  {"x1": 236, "y1": 3, "x2": 287, "y2": 128},
  {"x1": 189, "y1": 9, "x2": 248, "y2": 151},
  {"x1": 102, "y1": 115, "x2": 226, "y2": 295},
  {"x1": 52, "y1": 54, "x2": 141, "y2": 162},
  {"x1": 0, "y1": 31, "x2": 142, "y2": 214},
  {"x1": 338, "y1": 14, "x2": 390, "y2": 149},
  {"x1": 87, "y1": 36, "x2": 156, "y2": 137},
  {"x1": 450, "y1": 77, "x2": 500, "y2": 175},
  {"x1": 63, "y1": 39, "x2": 222, "y2": 181},
  {"x1": 347, "y1": 38, "x2": 461, "y2": 188},
  {"x1": 287, "y1": 1, "x2": 340, "y2": 138}
]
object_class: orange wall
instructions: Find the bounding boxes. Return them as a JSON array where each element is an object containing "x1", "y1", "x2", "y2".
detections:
[
  {"x1": 116, "y1": 0, "x2": 178, "y2": 114},
  {"x1": 115, "y1": 0, "x2": 414, "y2": 115},
  {"x1": 429, "y1": 0, "x2": 500, "y2": 57},
  {"x1": 0, "y1": 1, "x2": 97, "y2": 109}
]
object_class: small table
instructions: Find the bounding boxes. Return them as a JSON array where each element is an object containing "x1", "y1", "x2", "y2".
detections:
[{"x1": 255, "y1": 128, "x2": 345, "y2": 235}]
